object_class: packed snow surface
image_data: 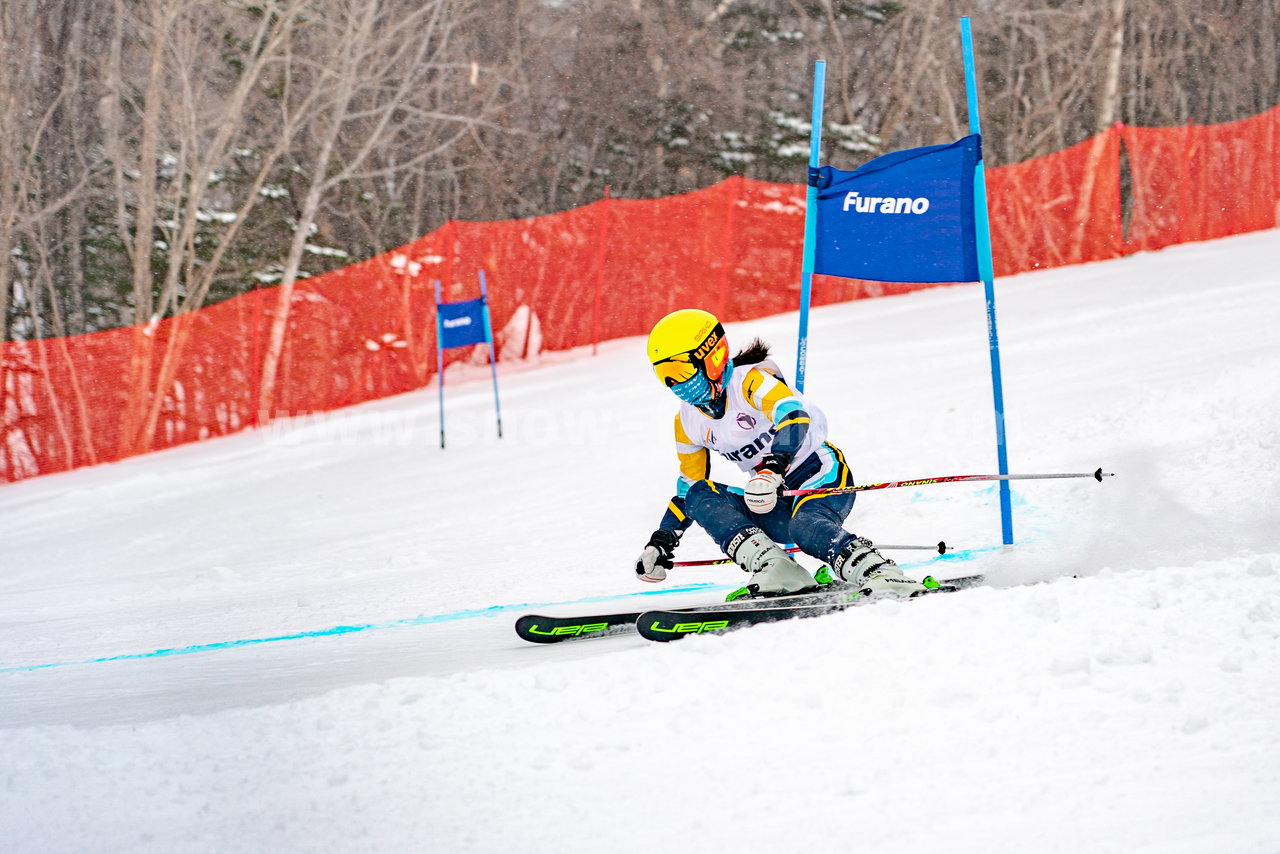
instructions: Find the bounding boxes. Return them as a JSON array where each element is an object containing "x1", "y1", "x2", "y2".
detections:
[{"x1": 2, "y1": 230, "x2": 1279, "y2": 853}]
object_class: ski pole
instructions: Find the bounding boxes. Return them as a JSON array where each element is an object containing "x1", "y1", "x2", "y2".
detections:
[
  {"x1": 782, "y1": 467, "x2": 1113, "y2": 498},
  {"x1": 672, "y1": 541, "x2": 949, "y2": 568}
]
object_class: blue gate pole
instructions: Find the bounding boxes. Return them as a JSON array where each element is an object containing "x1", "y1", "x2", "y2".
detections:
[
  {"x1": 478, "y1": 269, "x2": 504, "y2": 439},
  {"x1": 434, "y1": 279, "x2": 446, "y2": 449},
  {"x1": 961, "y1": 17, "x2": 1014, "y2": 546},
  {"x1": 795, "y1": 59, "x2": 826, "y2": 393}
]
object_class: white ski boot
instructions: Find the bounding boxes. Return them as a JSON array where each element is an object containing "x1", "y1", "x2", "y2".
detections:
[
  {"x1": 832, "y1": 536, "x2": 927, "y2": 599},
  {"x1": 728, "y1": 527, "x2": 816, "y2": 596}
]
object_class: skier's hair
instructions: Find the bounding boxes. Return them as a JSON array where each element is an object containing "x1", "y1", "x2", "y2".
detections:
[{"x1": 732, "y1": 338, "x2": 771, "y2": 365}]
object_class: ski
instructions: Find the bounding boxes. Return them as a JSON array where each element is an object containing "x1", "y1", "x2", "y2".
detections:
[
  {"x1": 514, "y1": 587, "x2": 849, "y2": 644},
  {"x1": 515, "y1": 611, "x2": 645, "y2": 644},
  {"x1": 636, "y1": 576, "x2": 982, "y2": 642},
  {"x1": 515, "y1": 574, "x2": 984, "y2": 644}
]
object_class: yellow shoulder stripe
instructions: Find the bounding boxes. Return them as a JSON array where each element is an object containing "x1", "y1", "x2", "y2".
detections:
[
  {"x1": 742, "y1": 368, "x2": 766, "y2": 404},
  {"x1": 744, "y1": 367, "x2": 796, "y2": 414},
  {"x1": 759, "y1": 383, "x2": 796, "y2": 420}
]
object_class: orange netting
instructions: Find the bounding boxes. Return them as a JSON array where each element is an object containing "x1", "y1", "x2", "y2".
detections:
[
  {"x1": 1120, "y1": 106, "x2": 1280, "y2": 253},
  {"x1": 3, "y1": 107, "x2": 1277, "y2": 483},
  {"x1": 986, "y1": 131, "x2": 1124, "y2": 273}
]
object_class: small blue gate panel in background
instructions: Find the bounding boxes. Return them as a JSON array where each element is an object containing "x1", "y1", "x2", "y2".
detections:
[
  {"x1": 437, "y1": 299, "x2": 489, "y2": 349},
  {"x1": 434, "y1": 274, "x2": 503, "y2": 449}
]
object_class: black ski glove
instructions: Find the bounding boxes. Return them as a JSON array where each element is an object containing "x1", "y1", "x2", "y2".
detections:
[
  {"x1": 635, "y1": 529, "x2": 680, "y2": 583},
  {"x1": 756, "y1": 452, "x2": 791, "y2": 476}
]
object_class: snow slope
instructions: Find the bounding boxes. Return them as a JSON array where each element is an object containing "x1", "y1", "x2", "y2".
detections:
[{"x1": 2, "y1": 229, "x2": 1278, "y2": 853}]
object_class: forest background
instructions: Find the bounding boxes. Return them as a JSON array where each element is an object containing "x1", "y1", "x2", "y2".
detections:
[{"x1": 2, "y1": 0, "x2": 1277, "y2": 343}]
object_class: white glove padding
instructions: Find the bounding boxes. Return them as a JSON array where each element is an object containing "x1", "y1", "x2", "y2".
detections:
[
  {"x1": 744, "y1": 469, "x2": 785, "y2": 514},
  {"x1": 635, "y1": 529, "x2": 679, "y2": 584},
  {"x1": 635, "y1": 546, "x2": 669, "y2": 583}
]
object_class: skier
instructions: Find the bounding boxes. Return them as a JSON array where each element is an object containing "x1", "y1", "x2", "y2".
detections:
[{"x1": 634, "y1": 308, "x2": 928, "y2": 599}]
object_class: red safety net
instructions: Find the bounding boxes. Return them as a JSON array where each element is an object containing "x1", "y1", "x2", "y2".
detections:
[
  {"x1": 1120, "y1": 106, "x2": 1280, "y2": 253},
  {"x1": 986, "y1": 131, "x2": 1124, "y2": 274},
  {"x1": 3, "y1": 107, "x2": 1277, "y2": 484}
]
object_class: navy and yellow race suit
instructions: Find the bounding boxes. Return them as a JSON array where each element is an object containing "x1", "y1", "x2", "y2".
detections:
[{"x1": 657, "y1": 357, "x2": 862, "y2": 565}]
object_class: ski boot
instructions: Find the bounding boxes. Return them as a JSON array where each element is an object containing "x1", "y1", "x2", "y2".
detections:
[
  {"x1": 727, "y1": 527, "x2": 817, "y2": 597},
  {"x1": 832, "y1": 536, "x2": 928, "y2": 599}
]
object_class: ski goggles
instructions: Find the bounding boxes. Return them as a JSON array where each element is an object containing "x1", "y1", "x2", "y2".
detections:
[{"x1": 651, "y1": 325, "x2": 730, "y2": 388}]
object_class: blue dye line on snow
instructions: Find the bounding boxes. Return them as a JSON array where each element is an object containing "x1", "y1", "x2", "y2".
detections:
[
  {"x1": 0, "y1": 581, "x2": 730, "y2": 675},
  {"x1": 931, "y1": 546, "x2": 1002, "y2": 562},
  {"x1": 1, "y1": 549, "x2": 997, "y2": 675}
]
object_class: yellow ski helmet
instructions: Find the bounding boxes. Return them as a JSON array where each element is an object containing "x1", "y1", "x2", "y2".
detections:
[{"x1": 647, "y1": 309, "x2": 730, "y2": 405}]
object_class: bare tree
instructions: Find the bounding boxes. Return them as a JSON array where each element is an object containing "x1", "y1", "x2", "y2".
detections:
[
  {"x1": 101, "y1": 0, "x2": 310, "y2": 328},
  {"x1": 0, "y1": 0, "x2": 102, "y2": 343},
  {"x1": 256, "y1": 0, "x2": 492, "y2": 417},
  {"x1": 100, "y1": 0, "x2": 314, "y2": 450},
  {"x1": 0, "y1": 1, "x2": 34, "y2": 342}
]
